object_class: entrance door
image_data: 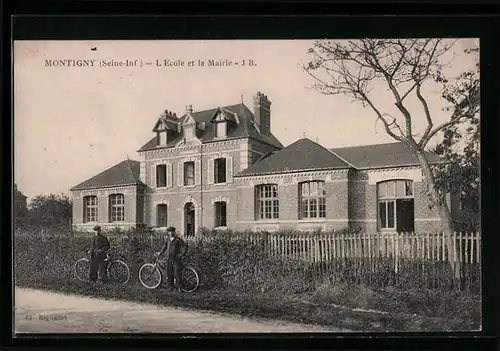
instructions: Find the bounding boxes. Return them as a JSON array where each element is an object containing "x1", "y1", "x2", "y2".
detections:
[
  {"x1": 184, "y1": 202, "x2": 195, "y2": 237},
  {"x1": 396, "y1": 198, "x2": 415, "y2": 233}
]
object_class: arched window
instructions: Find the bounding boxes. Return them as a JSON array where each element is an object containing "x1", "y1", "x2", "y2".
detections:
[
  {"x1": 299, "y1": 181, "x2": 326, "y2": 219},
  {"x1": 109, "y1": 194, "x2": 125, "y2": 222},
  {"x1": 83, "y1": 196, "x2": 98, "y2": 223},
  {"x1": 255, "y1": 184, "x2": 279, "y2": 220},
  {"x1": 377, "y1": 179, "x2": 414, "y2": 232}
]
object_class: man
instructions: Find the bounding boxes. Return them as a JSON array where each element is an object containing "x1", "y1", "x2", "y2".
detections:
[
  {"x1": 89, "y1": 225, "x2": 110, "y2": 283},
  {"x1": 156, "y1": 226, "x2": 187, "y2": 292}
]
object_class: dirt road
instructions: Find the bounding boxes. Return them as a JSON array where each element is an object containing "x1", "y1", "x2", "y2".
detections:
[{"x1": 14, "y1": 288, "x2": 348, "y2": 333}]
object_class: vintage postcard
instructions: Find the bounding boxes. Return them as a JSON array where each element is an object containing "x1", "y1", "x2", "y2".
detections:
[{"x1": 13, "y1": 39, "x2": 480, "y2": 333}]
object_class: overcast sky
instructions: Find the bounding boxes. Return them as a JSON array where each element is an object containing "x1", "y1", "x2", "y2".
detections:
[{"x1": 14, "y1": 39, "x2": 478, "y2": 200}]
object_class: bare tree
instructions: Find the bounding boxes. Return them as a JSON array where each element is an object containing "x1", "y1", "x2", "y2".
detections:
[{"x1": 304, "y1": 39, "x2": 480, "y2": 275}]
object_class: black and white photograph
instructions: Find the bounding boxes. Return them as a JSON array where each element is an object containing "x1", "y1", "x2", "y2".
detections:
[{"x1": 13, "y1": 38, "x2": 480, "y2": 333}]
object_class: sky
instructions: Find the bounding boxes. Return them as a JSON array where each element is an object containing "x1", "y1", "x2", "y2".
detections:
[{"x1": 14, "y1": 39, "x2": 478, "y2": 200}]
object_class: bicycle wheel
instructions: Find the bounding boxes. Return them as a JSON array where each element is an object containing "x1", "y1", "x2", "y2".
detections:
[
  {"x1": 180, "y1": 265, "x2": 199, "y2": 293},
  {"x1": 74, "y1": 258, "x2": 90, "y2": 282},
  {"x1": 107, "y1": 259, "x2": 130, "y2": 285},
  {"x1": 138, "y1": 263, "x2": 162, "y2": 289}
]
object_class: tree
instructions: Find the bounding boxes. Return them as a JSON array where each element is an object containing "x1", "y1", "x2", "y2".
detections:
[
  {"x1": 304, "y1": 39, "x2": 479, "y2": 237},
  {"x1": 431, "y1": 46, "x2": 480, "y2": 232},
  {"x1": 304, "y1": 39, "x2": 480, "y2": 278},
  {"x1": 27, "y1": 193, "x2": 73, "y2": 228},
  {"x1": 14, "y1": 183, "x2": 28, "y2": 229}
]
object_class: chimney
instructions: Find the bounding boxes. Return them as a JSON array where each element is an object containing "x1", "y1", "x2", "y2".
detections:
[
  {"x1": 253, "y1": 92, "x2": 271, "y2": 136},
  {"x1": 186, "y1": 105, "x2": 193, "y2": 114}
]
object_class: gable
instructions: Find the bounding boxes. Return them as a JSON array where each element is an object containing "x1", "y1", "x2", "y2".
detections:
[
  {"x1": 153, "y1": 120, "x2": 166, "y2": 131},
  {"x1": 182, "y1": 113, "x2": 197, "y2": 126}
]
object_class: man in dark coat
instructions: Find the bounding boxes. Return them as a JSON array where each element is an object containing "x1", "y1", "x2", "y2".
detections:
[
  {"x1": 89, "y1": 225, "x2": 110, "y2": 283},
  {"x1": 156, "y1": 226, "x2": 187, "y2": 292}
]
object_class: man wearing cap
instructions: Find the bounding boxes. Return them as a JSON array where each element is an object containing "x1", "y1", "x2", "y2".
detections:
[
  {"x1": 156, "y1": 226, "x2": 187, "y2": 292},
  {"x1": 89, "y1": 225, "x2": 111, "y2": 283}
]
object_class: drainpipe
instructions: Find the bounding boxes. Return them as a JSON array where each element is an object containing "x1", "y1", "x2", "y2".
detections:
[{"x1": 200, "y1": 142, "x2": 204, "y2": 230}]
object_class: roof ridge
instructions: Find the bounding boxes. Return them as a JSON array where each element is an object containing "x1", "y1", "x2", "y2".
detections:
[
  {"x1": 330, "y1": 141, "x2": 405, "y2": 150},
  {"x1": 300, "y1": 138, "x2": 352, "y2": 167},
  {"x1": 327, "y1": 149, "x2": 358, "y2": 169},
  {"x1": 125, "y1": 158, "x2": 138, "y2": 182},
  {"x1": 182, "y1": 102, "x2": 245, "y2": 117}
]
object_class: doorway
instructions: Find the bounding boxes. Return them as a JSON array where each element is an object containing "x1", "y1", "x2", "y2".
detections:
[{"x1": 184, "y1": 202, "x2": 195, "y2": 237}]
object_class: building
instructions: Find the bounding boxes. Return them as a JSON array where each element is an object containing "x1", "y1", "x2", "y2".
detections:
[{"x1": 70, "y1": 92, "x2": 460, "y2": 235}]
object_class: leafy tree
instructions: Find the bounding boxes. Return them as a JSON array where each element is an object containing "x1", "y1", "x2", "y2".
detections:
[
  {"x1": 431, "y1": 46, "x2": 480, "y2": 232},
  {"x1": 27, "y1": 193, "x2": 72, "y2": 228},
  {"x1": 304, "y1": 39, "x2": 479, "y2": 237},
  {"x1": 304, "y1": 39, "x2": 479, "y2": 278},
  {"x1": 14, "y1": 183, "x2": 28, "y2": 229}
]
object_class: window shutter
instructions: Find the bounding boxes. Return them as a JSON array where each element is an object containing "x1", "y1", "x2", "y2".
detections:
[
  {"x1": 151, "y1": 165, "x2": 156, "y2": 188},
  {"x1": 178, "y1": 162, "x2": 183, "y2": 187},
  {"x1": 227, "y1": 156, "x2": 233, "y2": 183},
  {"x1": 153, "y1": 203, "x2": 157, "y2": 227},
  {"x1": 167, "y1": 162, "x2": 173, "y2": 188},
  {"x1": 208, "y1": 157, "x2": 214, "y2": 185},
  {"x1": 195, "y1": 159, "x2": 201, "y2": 185}
]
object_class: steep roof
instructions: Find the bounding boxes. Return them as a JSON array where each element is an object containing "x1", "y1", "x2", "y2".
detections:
[
  {"x1": 70, "y1": 159, "x2": 145, "y2": 191},
  {"x1": 137, "y1": 103, "x2": 283, "y2": 152},
  {"x1": 236, "y1": 138, "x2": 351, "y2": 177},
  {"x1": 329, "y1": 141, "x2": 443, "y2": 169}
]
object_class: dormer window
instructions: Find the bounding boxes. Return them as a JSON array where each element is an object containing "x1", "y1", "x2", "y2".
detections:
[
  {"x1": 214, "y1": 111, "x2": 227, "y2": 138},
  {"x1": 185, "y1": 127, "x2": 195, "y2": 140},
  {"x1": 158, "y1": 130, "x2": 167, "y2": 145},
  {"x1": 215, "y1": 121, "x2": 227, "y2": 138}
]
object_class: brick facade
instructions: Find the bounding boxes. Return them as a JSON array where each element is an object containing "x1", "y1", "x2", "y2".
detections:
[
  {"x1": 70, "y1": 94, "x2": 457, "y2": 235},
  {"x1": 71, "y1": 185, "x2": 145, "y2": 232},
  {"x1": 71, "y1": 149, "x2": 456, "y2": 234}
]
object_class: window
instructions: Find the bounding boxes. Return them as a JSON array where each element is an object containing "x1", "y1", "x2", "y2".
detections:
[
  {"x1": 214, "y1": 158, "x2": 226, "y2": 183},
  {"x1": 215, "y1": 122, "x2": 227, "y2": 138},
  {"x1": 184, "y1": 161, "x2": 195, "y2": 186},
  {"x1": 185, "y1": 127, "x2": 194, "y2": 140},
  {"x1": 156, "y1": 164, "x2": 167, "y2": 188},
  {"x1": 256, "y1": 184, "x2": 279, "y2": 220},
  {"x1": 299, "y1": 181, "x2": 326, "y2": 219},
  {"x1": 158, "y1": 131, "x2": 167, "y2": 145},
  {"x1": 83, "y1": 196, "x2": 98, "y2": 223},
  {"x1": 109, "y1": 194, "x2": 125, "y2": 222},
  {"x1": 157, "y1": 204, "x2": 168, "y2": 227},
  {"x1": 377, "y1": 180, "x2": 414, "y2": 232},
  {"x1": 214, "y1": 201, "x2": 227, "y2": 227}
]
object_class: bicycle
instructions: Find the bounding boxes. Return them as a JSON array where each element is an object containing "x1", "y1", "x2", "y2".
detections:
[
  {"x1": 138, "y1": 255, "x2": 200, "y2": 292},
  {"x1": 74, "y1": 250, "x2": 131, "y2": 285}
]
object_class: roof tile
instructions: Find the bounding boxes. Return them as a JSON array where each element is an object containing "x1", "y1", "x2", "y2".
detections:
[
  {"x1": 70, "y1": 159, "x2": 144, "y2": 191},
  {"x1": 137, "y1": 103, "x2": 283, "y2": 152},
  {"x1": 330, "y1": 142, "x2": 443, "y2": 169},
  {"x1": 236, "y1": 138, "x2": 350, "y2": 176}
]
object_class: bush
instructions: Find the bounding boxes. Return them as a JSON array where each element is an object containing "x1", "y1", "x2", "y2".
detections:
[{"x1": 14, "y1": 227, "x2": 480, "y2": 326}]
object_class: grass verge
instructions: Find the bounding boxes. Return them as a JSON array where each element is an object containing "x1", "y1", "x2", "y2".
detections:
[{"x1": 15, "y1": 278, "x2": 480, "y2": 332}]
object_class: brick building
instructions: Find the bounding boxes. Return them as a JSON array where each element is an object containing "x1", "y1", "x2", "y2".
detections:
[{"x1": 70, "y1": 92, "x2": 460, "y2": 235}]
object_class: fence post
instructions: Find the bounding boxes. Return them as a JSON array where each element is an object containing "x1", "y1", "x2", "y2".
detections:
[
  {"x1": 469, "y1": 232, "x2": 473, "y2": 265},
  {"x1": 394, "y1": 233, "x2": 399, "y2": 274},
  {"x1": 476, "y1": 232, "x2": 480, "y2": 264}
]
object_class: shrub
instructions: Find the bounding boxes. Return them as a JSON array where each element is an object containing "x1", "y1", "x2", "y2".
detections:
[{"x1": 14, "y1": 226, "x2": 480, "y2": 324}]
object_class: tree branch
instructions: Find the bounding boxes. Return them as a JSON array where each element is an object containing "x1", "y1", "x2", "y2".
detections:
[{"x1": 416, "y1": 83, "x2": 434, "y2": 147}]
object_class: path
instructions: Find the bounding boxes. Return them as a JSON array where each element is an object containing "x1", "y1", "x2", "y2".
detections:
[{"x1": 14, "y1": 288, "x2": 349, "y2": 333}]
